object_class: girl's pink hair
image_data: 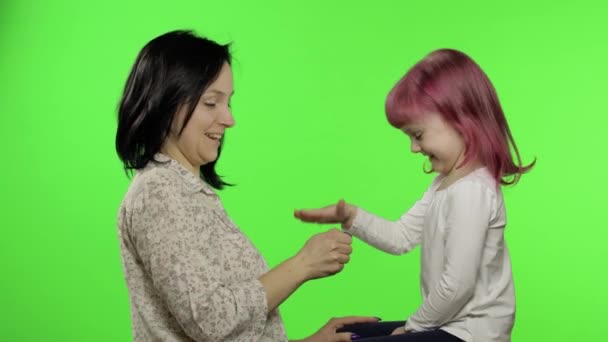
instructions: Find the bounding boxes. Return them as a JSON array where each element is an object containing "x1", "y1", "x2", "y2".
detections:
[{"x1": 385, "y1": 49, "x2": 534, "y2": 185}]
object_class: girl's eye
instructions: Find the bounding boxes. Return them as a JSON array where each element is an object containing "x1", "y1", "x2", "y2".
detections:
[{"x1": 204, "y1": 102, "x2": 216, "y2": 108}]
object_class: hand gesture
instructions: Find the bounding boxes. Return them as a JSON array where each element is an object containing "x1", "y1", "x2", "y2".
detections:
[
  {"x1": 294, "y1": 200, "x2": 357, "y2": 229},
  {"x1": 295, "y1": 228, "x2": 353, "y2": 280}
]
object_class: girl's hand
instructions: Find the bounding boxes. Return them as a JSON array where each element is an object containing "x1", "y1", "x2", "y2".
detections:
[
  {"x1": 390, "y1": 326, "x2": 411, "y2": 335},
  {"x1": 294, "y1": 200, "x2": 357, "y2": 229}
]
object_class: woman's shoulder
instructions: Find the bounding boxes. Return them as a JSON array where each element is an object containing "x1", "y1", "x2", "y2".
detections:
[
  {"x1": 121, "y1": 166, "x2": 185, "y2": 208},
  {"x1": 138, "y1": 165, "x2": 183, "y2": 188}
]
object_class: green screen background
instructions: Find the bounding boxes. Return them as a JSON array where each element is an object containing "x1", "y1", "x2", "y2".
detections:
[{"x1": 1, "y1": 0, "x2": 606, "y2": 340}]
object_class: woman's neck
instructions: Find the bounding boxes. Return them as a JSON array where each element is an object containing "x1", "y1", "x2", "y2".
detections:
[{"x1": 160, "y1": 144, "x2": 199, "y2": 177}]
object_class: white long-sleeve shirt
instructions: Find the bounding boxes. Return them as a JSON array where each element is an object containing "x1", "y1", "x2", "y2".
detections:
[{"x1": 345, "y1": 168, "x2": 515, "y2": 342}]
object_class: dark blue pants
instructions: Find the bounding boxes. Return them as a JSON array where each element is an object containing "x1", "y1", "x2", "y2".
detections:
[{"x1": 337, "y1": 321, "x2": 463, "y2": 341}]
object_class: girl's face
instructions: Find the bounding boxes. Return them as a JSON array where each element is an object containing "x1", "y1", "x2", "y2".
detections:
[
  {"x1": 162, "y1": 62, "x2": 235, "y2": 175},
  {"x1": 401, "y1": 112, "x2": 466, "y2": 175}
]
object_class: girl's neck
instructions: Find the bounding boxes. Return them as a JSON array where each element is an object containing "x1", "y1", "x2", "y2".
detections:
[{"x1": 437, "y1": 160, "x2": 484, "y2": 191}]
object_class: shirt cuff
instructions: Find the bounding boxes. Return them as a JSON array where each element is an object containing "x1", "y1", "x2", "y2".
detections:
[{"x1": 343, "y1": 207, "x2": 369, "y2": 237}]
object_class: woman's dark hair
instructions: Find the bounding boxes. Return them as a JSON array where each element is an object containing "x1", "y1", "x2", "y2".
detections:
[{"x1": 116, "y1": 30, "x2": 231, "y2": 189}]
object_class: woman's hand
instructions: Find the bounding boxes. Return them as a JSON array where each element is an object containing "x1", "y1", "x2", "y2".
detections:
[
  {"x1": 259, "y1": 229, "x2": 352, "y2": 311},
  {"x1": 294, "y1": 228, "x2": 353, "y2": 280},
  {"x1": 295, "y1": 316, "x2": 380, "y2": 342}
]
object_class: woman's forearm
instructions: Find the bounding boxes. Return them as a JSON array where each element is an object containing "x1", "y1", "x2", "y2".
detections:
[{"x1": 259, "y1": 254, "x2": 309, "y2": 312}]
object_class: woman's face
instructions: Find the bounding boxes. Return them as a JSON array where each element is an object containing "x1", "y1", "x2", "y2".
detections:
[{"x1": 163, "y1": 62, "x2": 235, "y2": 173}]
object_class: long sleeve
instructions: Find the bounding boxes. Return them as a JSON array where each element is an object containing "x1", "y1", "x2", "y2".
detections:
[
  {"x1": 345, "y1": 177, "x2": 441, "y2": 255},
  {"x1": 126, "y1": 183, "x2": 269, "y2": 341},
  {"x1": 405, "y1": 180, "x2": 494, "y2": 331}
]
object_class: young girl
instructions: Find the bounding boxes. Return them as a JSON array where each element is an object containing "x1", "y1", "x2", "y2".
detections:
[{"x1": 295, "y1": 49, "x2": 534, "y2": 342}]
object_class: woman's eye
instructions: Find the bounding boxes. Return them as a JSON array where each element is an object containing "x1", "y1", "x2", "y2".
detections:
[{"x1": 204, "y1": 102, "x2": 216, "y2": 108}]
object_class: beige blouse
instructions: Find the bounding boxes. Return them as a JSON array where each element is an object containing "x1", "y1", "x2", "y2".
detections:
[{"x1": 117, "y1": 153, "x2": 288, "y2": 341}]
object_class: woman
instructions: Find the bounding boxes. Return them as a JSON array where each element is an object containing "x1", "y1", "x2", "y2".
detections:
[{"x1": 115, "y1": 30, "x2": 376, "y2": 342}]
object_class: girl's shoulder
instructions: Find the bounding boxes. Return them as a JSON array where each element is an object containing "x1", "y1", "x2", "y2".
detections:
[{"x1": 438, "y1": 168, "x2": 500, "y2": 197}]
